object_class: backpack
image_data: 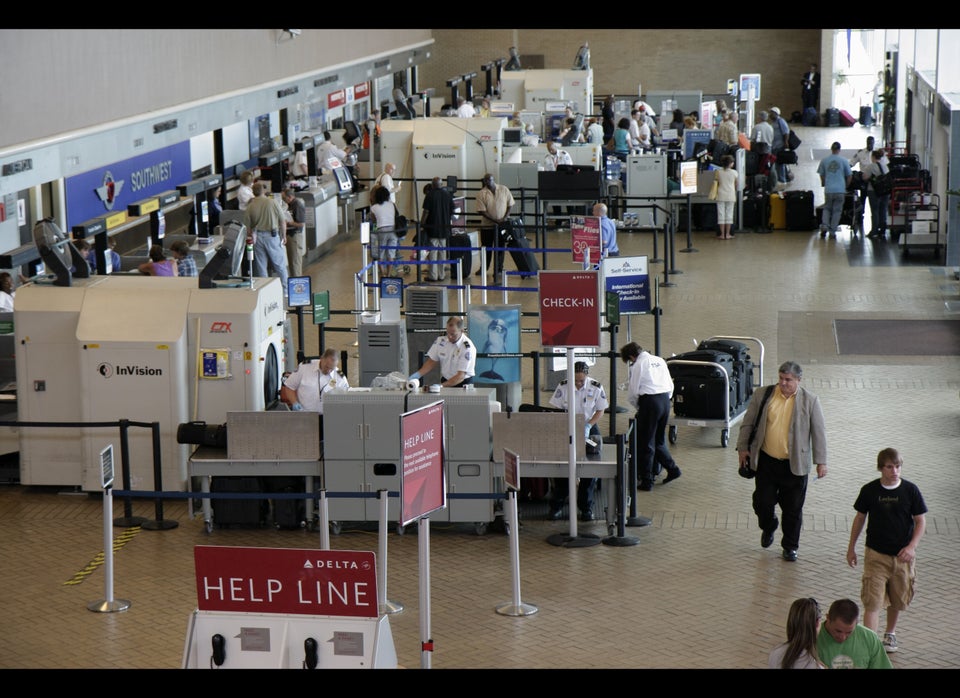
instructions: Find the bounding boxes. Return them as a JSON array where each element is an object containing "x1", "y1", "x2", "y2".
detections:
[
  {"x1": 394, "y1": 206, "x2": 408, "y2": 238},
  {"x1": 872, "y1": 169, "x2": 893, "y2": 196}
]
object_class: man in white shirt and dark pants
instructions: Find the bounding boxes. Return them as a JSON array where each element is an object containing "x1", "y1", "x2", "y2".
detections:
[
  {"x1": 621, "y1": 341, "x2": 682, "y2": 491},
  {"x1": 547, "y1": 361, "x2": 609, "y2": 521}
]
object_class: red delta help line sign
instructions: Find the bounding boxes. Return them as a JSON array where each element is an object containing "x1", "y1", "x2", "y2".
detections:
[
  {"x1": 194, "y1": 546, "x2": 378, "y2": 618},
  {"x1": 538, "y1": 270, "x2": 601, "y2": 348}
]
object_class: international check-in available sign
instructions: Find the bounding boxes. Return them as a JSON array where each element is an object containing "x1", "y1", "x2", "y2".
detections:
[
  {"x1": 194, "y1": 546, "x2": 378, "y2": 618},
  {"x1": 602, "y1": 255, "x2": 651, "y2": 315},
  {"x1": 539, "y1": 270, "x2": 601, "y2": 348}
]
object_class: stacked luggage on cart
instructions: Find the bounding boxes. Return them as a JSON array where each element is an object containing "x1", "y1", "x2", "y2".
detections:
[{"x1": 666, "y1": 336, "x2": 764, "y2": 447}]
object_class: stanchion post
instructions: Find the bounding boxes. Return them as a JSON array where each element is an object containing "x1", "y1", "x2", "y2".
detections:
[
  {"x1": 377, "y1": 490, "x2": 403, "y2": 615},
  {"x1": 140, "y1": 421, "x2": 178, "y2": 531},
  {"x1": 495, "y1": 490, "x2": 538, "y2": 616},
  {"x1": 113, "y1": 419, "x2": 147, "y2": 527}
]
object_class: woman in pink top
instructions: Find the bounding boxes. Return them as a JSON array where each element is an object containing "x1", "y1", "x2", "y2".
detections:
[{"x1": 138, "y1": 244, "x2": 179, "y2": 276}]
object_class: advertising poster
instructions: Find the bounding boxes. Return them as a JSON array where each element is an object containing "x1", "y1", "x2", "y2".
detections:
[
  {"x1": 570, "y1": 216, "x2": 602, "y2": 265},
  {"x1": 469, "y1": 305, "x2": 522, "y2": 384},
  {"x1": 602, "y1": 255, "x2": 651, "y2": 315},
  {"x1": 539, "y1": 271, "x2": 601, "y2": 348}
]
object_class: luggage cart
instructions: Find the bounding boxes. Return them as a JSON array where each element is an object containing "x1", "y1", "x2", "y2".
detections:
[{"x1": 667, "y1": 336, "x2": 764, "y2": 448}]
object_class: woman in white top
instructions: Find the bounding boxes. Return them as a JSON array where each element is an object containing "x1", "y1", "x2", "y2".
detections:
[
  {"x1": 369, "y1": 184, "x2": 399, "y2": 275},
  {"x1": 713, "y1": 154, "x2": 739, "y2": 240},
  {"x1": 768, "y1": 597, "x2": 826, "y2": 669},
  {"x1": 236, "y1": 171, "x2": 255, "y2": 211}
]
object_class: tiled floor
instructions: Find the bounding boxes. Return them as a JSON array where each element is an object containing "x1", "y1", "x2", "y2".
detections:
[{"x1": 1, "y1": 123, "x2": 958, "y2": 671}]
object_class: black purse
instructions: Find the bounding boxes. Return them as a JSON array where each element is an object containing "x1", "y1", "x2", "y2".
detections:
[{"x1": 739, "y1": 386, "x2": 774, "y2": 479}]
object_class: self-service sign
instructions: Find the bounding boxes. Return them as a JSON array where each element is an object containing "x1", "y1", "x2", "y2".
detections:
[
  {"x1": 538, "y1": 270, "x2": 601, "y2": 348},
  {"x1": 194, "y1": 546, "x2": 378, "y2": 618}
]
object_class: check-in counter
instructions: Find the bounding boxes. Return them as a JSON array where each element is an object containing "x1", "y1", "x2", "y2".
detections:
[{"x1": 295, "y1": 181, "x2": 340, "y2": 265}]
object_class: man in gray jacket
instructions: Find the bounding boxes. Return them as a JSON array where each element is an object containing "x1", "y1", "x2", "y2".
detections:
[{"x1": 736, "y1": 361, "x2": 828, "y2": 562}]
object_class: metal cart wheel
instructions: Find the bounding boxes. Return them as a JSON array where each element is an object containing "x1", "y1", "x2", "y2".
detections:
[
  {"x1": 329, "y1": 520, "x2": 342, "y2": 536},
  {"x1": 721, "y1": 429, "x2": 730, "y2": 448},
  {"x1": 474, "y1": 522, "x2": 488, "y2": 536},
  {"x1": 669, "y1": 425, "x2": 678, "y2": 444},
  {"x1": 204, "y1": 520, "x2": 213, "y2": 534}
]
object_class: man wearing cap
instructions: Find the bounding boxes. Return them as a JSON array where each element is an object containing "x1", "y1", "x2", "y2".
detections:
[
  {"x1": 817, "y1": 142, "x2": 853, "y2": 239},
  {"x1": 769, "y1": 107, "x2": 791, "y2": 184},
  {"x1": 409, "y1": 316, "x2": 475, "y2": 388},
  {"x1": 547, "y1": 362, "x2": 609, "y2": 521}
]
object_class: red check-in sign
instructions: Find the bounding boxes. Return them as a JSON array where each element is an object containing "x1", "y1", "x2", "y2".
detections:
[
  {"x1": 194, "y1": 546, "x2": 378, "y2": 618},
  {"x1": 539, "y1": 271, "x2": 601, "y2": 348}
]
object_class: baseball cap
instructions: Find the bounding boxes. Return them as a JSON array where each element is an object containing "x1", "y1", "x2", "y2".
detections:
[{"x1": 770, "y1": 106, "x2": 781, "y2": 115}]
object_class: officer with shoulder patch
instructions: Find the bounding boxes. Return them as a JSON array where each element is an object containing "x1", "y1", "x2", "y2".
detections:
[
  {"x1": 409, "y1": 316, "x2": 475, "y2": 387},
  {"x1": 547, "y1": 361, "x2": 608, "y2": 521}
]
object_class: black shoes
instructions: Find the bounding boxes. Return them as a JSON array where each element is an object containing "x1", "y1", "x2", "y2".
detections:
[
  {"x1": 548, "y1": 507, "x2": 564, "y2": 520},
  {"x1": 782, "y1": 548, "x2": 798, "y2": 562},
  {"x1": 662, "y1": 468, "x2": 682, "y2": 485},
  {"x1": 761, "y1": 518, "x2": 778, "y2": 548},
  {"x1": 638, "y1": 481, "x2": 654, "y2": 491},
  {"x1": 579, "y1": 509, "x2": 594, "y2": 522}
]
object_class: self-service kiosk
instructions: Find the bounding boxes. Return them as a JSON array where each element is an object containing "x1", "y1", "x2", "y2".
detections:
[{"x1": 177, "y1": 174, "x2": 223, "y2": 238}]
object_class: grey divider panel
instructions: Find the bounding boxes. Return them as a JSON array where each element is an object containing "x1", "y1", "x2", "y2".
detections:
[
  {"x1": 226, "y1": 411, "x2": 321, "y2": 460},
  {"x1": 492, "y1": 412, "x2": 585, "y2": 462}
]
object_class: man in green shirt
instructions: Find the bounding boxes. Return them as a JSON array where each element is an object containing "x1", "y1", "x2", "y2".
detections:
[{"x1": 817, "y1": 598, "x2": 893, "y2": 669}]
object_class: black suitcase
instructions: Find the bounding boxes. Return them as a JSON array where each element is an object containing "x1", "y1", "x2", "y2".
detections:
[
  {"x1": 784, "y1": 190, "x2": 816, "y2": 231},
  {"x1": 668, "y1": 351, "x2": 738, "y2": 419},
  {"x1": 802, "y1": 107, "x2": 818, "y2": 126},
  {"x1": 859, "y1": 106, "x2": 872, "y2": 125},
  {"x1": 211, "y1": 476, "x2": 267, "y2": 528},
  {"x1": 267, "y1": 476, "x2": 307, "y2": 530},
  {"x1": 745, "y1": 150, "x2": 761, "y2": 177},
  {"x1": 825, "y1": 108, "x2": 840, "y2": 127},
  {"x1": 696, "y1": 339, "x2": 754, "y2": 407},
  {"x1": 742, "y1": 193, "x2": 769, "y2": 231},
  {"x1": 505, "y1": 230, "x2": 538, "y2": 275},
  {"x1": 694, "y1": 203, "x2": 718, "y2": 232},
  {"x1": 448, "y1": 232, "x2": 472, "y2": 278}
]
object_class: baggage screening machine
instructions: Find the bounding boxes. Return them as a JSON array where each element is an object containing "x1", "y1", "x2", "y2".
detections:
[{"x1": 16, "y1": 220, "x2": 286, "y2": 492}]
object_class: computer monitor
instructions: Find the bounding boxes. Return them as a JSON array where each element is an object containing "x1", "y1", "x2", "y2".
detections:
[
  {"x1": 199, "y1": 220, "x2": 247, "y2": 287},
  {"x1": 33, "y1": 218, "x2": 89, "y2": 286},
  {"x1": 503, "y1": 127, "x2": 523, "y2": 144}
]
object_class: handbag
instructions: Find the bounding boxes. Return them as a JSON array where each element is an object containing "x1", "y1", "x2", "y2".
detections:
[
  {"x1": 872, "y1": 164, "x2": 893, "y2": 196},
  {"x1": 708, "y1": 178, "x2": 719, "y2": 201},
  {"x1": 394, "y1": 205, "x2": 408, "y2": 238},
  {"x1": 787, "y1": 129, "x2": 802, "y2": 150},
  {"x1": 739, "y1": 385, "x2": 775, "y2": 479}
]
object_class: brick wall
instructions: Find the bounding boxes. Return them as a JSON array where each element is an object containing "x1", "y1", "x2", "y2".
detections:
[{"x1": 421, "y1": 29, "x2": 824, "y2": 116}]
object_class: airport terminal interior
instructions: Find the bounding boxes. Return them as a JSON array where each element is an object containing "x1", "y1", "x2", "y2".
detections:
[{"x1": 0, "y1": 119, "x2": 958, "y2": 670}]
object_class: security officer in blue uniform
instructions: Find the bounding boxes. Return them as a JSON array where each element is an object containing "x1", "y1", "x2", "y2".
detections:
[{"x1": 547, "y1": 361, "x2": 609, "y2": 521}]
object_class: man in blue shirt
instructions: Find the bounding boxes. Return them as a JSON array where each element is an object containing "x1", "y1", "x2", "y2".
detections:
[
  {"x1": 593, "y1": 202, "x2": 619, "y2": 258},
  {"x1": 816, "y1": 141, "x2": 853, "y2": 239}
]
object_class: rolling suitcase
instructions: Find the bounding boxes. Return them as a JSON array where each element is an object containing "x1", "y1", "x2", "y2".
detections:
[
  {"x1": 448, "y1": 232, "x2": 472, "y2": 278},
  {"x1": 802, "y1": 107, "x2": 818, "y2": 126},
  {"x1": 825, "y1": 108, "x2": 840, "y2": 127},
  {"x1": 784, "y1": 190, "x2": 816, "y2": 231},
  {"x1": 504, "y1": 229, "x2": 538, "y2": 275},
  {"x1": 769, "y1": 193, "x2": 786, "y2": 230},
  {"x1": 267, "y1": 476, "x2": 307, "y2": 530},
  {"x1": 742, "y1": 193, "x2": 769, "y2": 232},
  {"x1": 696, "y1": 339, "x2": 755, "y2": 407},
  {"x1": 839, "y1": 109, "x2": 857, "y2": 127},
  {"x1": 211, "y1": 476, "x2": 267, "y2": 528},
  {"x1": 694, "y1": 202, "x2": 718, "y2": 232},
  {"x1": 859, "y1": 106, "x2": 872, "y2": 125},
  {"x1": 667, "y1": 350, "x2": 738, "y2": 419}
]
